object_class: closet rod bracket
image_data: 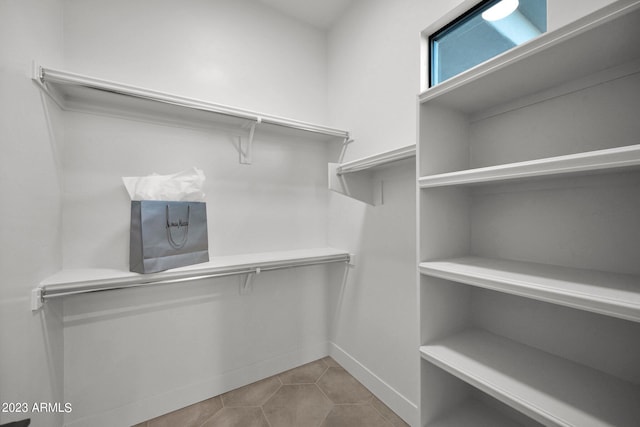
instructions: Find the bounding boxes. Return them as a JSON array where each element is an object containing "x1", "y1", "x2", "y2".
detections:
[
  {"x1": 240, "y1": 267, "x2": 261, "y2": 294},
  {"x1": 338, "y1": 138, "x2": 354, "y2": 164},
  {"x1": 31, "y1": 287, "x2": 44, "y2": 311},
  {"x1": 347, "y1": 253, "x2": 357, "y2": 267}
]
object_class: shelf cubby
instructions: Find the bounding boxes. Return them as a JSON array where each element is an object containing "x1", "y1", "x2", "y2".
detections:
[
  {"x1": 427, "y1": 398, "x2": 533, "y2": 427},
  {"x1": 417, "y1": 1, "x2": 640, "y2": 116},
  {"x1": 421, "y1": 329, "x2": 640, "y2": 427},
  {"x1": 420, "y1": 257, "x2": 640, "y2": 323}
]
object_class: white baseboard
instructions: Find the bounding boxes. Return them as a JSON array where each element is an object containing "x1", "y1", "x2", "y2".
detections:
[
  {"x1": 64, "y1": 341, "x2": 330, "y2": 427},
  {"x1": 329, "y1": 342, "x2": 418, "y2": 427}
]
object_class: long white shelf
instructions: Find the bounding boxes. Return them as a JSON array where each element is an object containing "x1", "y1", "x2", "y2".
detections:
[
  {"x1": 336, "y1": 144, "x2": 416, "y2": 175},
  {"x1": 34, "y1": 65, "x2": 350, "y2": 142},
  {"x1": 418, "y1": 144, "x2": 640, "y2": 188},
  {"x1": 33, "y1": 248, "x2": 351, "y2": 309},
  {"x1": 419, "y1": 257, "x2": 640, "y2": 323},
  {"x1": 427, "y1": 398, "x2": 525, "y2": 427},
  {"x1": 420, "y1": 329, "x2": 640, "y2": 427},
  {"x1": 418, "y1": 0, "x2": 640, "y2": 115}
]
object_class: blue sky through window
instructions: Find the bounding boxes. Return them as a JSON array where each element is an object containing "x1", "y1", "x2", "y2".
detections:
[{"x1": 430, "y1": 0, "x2": 546, "y2": 86}]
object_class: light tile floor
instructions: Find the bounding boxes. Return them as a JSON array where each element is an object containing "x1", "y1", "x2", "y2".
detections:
[{"x1": 133, "y1": 357, "x2": 409, "y2": 427}]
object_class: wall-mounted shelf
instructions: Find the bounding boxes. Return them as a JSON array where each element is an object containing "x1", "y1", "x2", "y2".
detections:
[
  {"x1": 418, "y1": 144, "x2": 640, "y2": 188},
  {"x1": 420, "y1": 257, "x2": 640, "y2": 323},
  {"x1": 32, "y1": 247, "x2": 352, "y2": 310},
  {"x1": 328, "y1": 144, "x2": 416, "y2": 205},
  {"x1": 335, "y1": 144, "x2": 416, "y2": 175},
  {"x1": 421, "y1": 329, "x2": 640, "y2": 427},
  {"x1": 33, "y1": 64, "x2": 350, "y2": 163}
]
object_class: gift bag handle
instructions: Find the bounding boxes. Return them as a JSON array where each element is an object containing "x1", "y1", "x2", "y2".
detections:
[{"x1": 166, "y1": 204, "x2": 190, "y2": 249}]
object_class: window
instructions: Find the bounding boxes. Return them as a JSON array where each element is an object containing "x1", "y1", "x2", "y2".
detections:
[{"x1": 429, "y1": 0, "x2": 547, "y2": 87}]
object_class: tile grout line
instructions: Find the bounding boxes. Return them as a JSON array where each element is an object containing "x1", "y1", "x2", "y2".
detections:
[
  {"x1": 373, "y1": 406, "x2": 396, "y2": 427},
  {"x1": 316, "y1": 396, "x2": 333, "y2": 427},
  {"x1": 196, "y1": 396, "x2": 223, "y2": 427},
  {"x1": 314, "y1": 362, "x2": 333, "y2": 427},
  {"x1": 260, "y1": 405, "x2": 274, "y2": 427},
  {"x1": 368, "y1": 397, "x2": 402, "y2": 427},
  {"x1": 260, "y1": 380, "x2": 283, "y2": 408}
]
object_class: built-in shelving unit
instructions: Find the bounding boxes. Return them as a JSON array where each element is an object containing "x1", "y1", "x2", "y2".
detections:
[
  {"x1": 34, "y1": 64, "x2": 350, "y2": 163},
  {"x1": 32, "y1": 248, "x2": 351, "y2": 310},
  {"x1": 418, "y1": 1, "x2": 640, "y2": 426},
  {"x1": 421, "y1": 329, "x2": 640, "y2": 427},
  {"x1": 328, "y1": 144, "x2": 416, "y2": 205}
]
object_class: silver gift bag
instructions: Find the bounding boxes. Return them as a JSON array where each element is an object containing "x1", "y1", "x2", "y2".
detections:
[{"x1": 129, "y1": 200, "x2": 209, "y2": 273}]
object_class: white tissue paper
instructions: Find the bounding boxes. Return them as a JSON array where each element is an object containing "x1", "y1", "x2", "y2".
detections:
[{"x1": 122, "y1": 167, "x2": 206, "y2": 201}]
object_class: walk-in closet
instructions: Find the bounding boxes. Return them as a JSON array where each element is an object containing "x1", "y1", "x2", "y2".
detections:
[{"x1": 1, "y1": 0, "x2": 638, "y2": 426}]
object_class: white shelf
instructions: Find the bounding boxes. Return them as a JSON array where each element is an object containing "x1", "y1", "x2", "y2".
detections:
[
  {"x1": 34, "y1": 65, "x2": 349, "y2": 142},
  {"x1": 420, "y1": 329, "x2": 640, "y2": 427},
  {"x1": 420, "y1": 257, "x2": 640, "y2": 323},
  {"x1": 328, "y1": 145, "x2": 415, "y2": 206},
  {"x1": 427, "y1": 398, "x2": 525, "y2": 427},
  {"x1": 418, "y1": 144, "x2": 640, "y2": 188},
  {"x1": 336, "y1": 144, "x2": 416, "y2": 175},
  {"x1": 34, "y1": 247, "x2": 351, "y2": 308},
  {"x1": 418, "y1": 0, "x2": 640, "y2": 115}
]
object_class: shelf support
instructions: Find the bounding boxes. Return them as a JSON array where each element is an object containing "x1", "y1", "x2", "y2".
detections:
[
  {"x1": 239, "y1": 268, "x2": 261, "y2": 295},
  {"x1": 330, "y1": 138, "x2": 383, "y2": 206},
  {"x1": 328, "y1": 163, "x2": 383, "y2": 206},
  {"x1": 237, "y1": 117, "x2": 261, "y2": 164},
  {"x1": 338, "y1": 138, "x2": 354, "y2": 164}
]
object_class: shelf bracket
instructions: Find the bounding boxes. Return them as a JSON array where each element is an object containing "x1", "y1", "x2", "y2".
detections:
[
  {"x1": 238, "y1": 118, "x2": 261, "y2": 165},
  {"x1": 239, "y1": 267, "x2": 261, "y2": 295},
  {"x1": 33, "y1": 62, "x2": 45, "y2": 84},
  {"x1": 328, "y1": 163, "x2": 383, "y2": 206},
  {"x1": 338, "y1": 138, "x2": 354, "y2": 164},
  {"x1": 348, "y1": 253, "x2": 357, "y2": 267}
]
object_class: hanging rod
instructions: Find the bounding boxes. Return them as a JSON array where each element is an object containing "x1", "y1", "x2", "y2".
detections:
[
  {"x1": 34, "y1": 64, "x2": 350, "y2": 139},
  {"x1": 32, "y1": 249, "x2": 352, "y2": 310}
]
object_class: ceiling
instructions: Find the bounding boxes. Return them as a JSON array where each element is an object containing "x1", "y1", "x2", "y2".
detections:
[{"x1": 256, "y1": 0, "x2": 355, "y2": 29}]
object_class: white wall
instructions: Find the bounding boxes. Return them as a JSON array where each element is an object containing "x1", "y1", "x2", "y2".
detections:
[
  {"x1": 326, "y1": 1, "x2": 461, "y2": 423},
  {"x1": 327, "y1": 160, "x2": 418, "y2": 424},
  {"x1": 546, "y1": 0, "x2": 617, "y2": 30},
  {"x1": 0, "y1": 1, "x2": 65, "y2": 426},
  {"x1": 325, "y1": 1, "x2": 617, "y2": 426},
  {"x1": 58, "y1": 0, "x2": 336, "y2": 426},
  {"x1": 63, "y1": 0, "x2": 328, "y2": 124}
]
